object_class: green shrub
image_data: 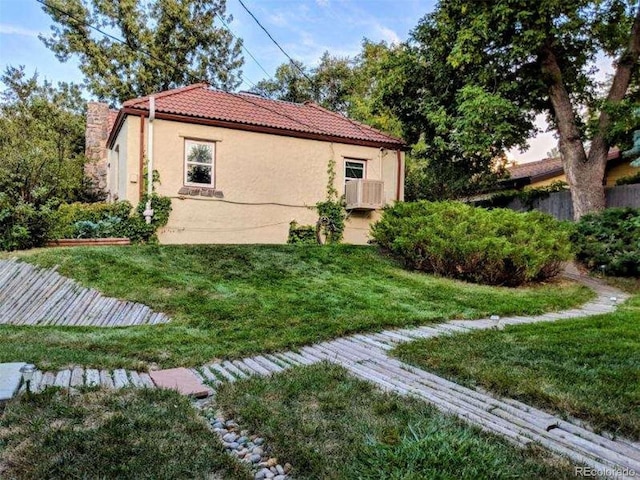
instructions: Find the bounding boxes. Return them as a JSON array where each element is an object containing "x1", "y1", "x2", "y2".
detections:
[
  {"x1": 71, "y1": 216, "x2": 122, "y2": 239},
  {"x1": 615, "y1": 171, "x2": 640, "y2": 186},
  {"x1": 287, "y1": 221, "x2": 317, "y2": 245},
  {"x1": 371, "y1": 201, "x2": 572, "y2": 286},
  {"x1": 0, "y1": 194, "x2": 57, "y2": 251},
  {"x1": 51, "y1": 201, "x2": 133, "y2": 239},
  {"x1": 572, "y1": 208, "x2": 640, "y2": 277},
  {"x1": 51, "y1": 195, "x2": 172, "y2": 244},
  {"x1": 475, "y1": 181, "x2": 568, "y2": 210}
]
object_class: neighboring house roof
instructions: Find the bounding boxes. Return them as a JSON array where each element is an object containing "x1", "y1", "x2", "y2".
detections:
[
  {"x1": 505, "y1": 148, "x2": 621, "y2": 185},
  {"x1": 109, "y1": 83, "x2": 405, "y2": 149}
]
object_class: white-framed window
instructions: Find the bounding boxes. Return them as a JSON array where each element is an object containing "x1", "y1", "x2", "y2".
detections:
[
  {"x1": 344, "y1": 159, "x2": 366, "y2": 187},
  {"x1": 184, "y1": 139, "x2": 215, "y2": 187}
]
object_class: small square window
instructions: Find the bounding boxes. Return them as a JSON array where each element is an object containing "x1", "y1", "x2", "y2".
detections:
[
  {"x1": 185, "y1": 140, "x2": 214, "y2": 187},
  {"x1": 345, "y1": 159, "x2": 366, "y2": 185}
]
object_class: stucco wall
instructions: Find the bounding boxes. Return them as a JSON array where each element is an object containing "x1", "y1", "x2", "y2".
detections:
[
  {"x1": 605, "y1": 162, "x2": 638, "y2": 186},
  {"x1": 528, "y1": 173, "x2": 566, "y2": 189},
  {"x1": 109, "y1": 115, "x2": 141, "y2": 202},
  {"x1": 113, "y1": 115, "x2": 403, "y2": 244},
  {"x1": 526, "y1": 161, "x2": 638, "y2": 189}
]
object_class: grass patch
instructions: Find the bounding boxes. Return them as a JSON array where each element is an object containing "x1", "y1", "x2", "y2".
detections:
[
  {"x1": 0, "y1": 388, "x2": 250, "y2": 480},
  {"x1": 394, "y1": 291, "x2": 640, "y2": 440},
  {"x1": 0, "y1": 245, "x2": 593, "y2": 370},
  {"x1": 216, "y1": 363, "x2": 576, "y2": 479}
]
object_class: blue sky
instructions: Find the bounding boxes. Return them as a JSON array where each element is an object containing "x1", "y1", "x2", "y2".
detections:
[
  {"x1": 0, "y1": 0, "x2": 433, "y2": 90},
  {"x1": 0, "y1": 0, "x2": 615, "y2": 162}
]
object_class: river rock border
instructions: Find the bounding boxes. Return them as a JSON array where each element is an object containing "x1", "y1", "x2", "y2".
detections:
[{"x1": 201, "y1": 405, "x2": 292, "y2": 480}]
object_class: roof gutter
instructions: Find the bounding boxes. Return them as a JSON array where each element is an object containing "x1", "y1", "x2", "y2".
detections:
[
  {"x1": 396, "y1": 149, "x2": 402, "y2": 201},
  {"x1": 138, "y1": 112, "x2": 145, "y2": 199}
]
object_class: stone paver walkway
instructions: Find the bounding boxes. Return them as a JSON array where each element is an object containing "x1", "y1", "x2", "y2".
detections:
[
  {"x1": 9, "y1": 270, "x2": 638, "y2": 477},
  {"x1": 0, "y1": 259, "x2": 169, "y2": 326},
  {"x1": 0, "y1": 363, "x2": 25, "y2": 405}
]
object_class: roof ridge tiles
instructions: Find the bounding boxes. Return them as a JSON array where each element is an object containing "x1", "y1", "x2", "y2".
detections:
[{"x1": 123, "y1": 83, "x2": 208, "y2": 107}]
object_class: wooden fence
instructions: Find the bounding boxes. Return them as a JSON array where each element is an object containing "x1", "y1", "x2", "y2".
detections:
[{"x1": 501, "y1": 184, "x2": 640, "y2": 221}]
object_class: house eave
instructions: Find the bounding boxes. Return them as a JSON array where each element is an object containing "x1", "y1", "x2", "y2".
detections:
[{"x1": 106, "y1": 110, "x2": 128, "y2": 149}]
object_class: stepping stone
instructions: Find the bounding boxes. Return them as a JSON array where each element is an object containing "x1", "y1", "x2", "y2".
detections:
[
  {"x1": 149, "y1": 367, "x2": 212, "y2": 398},
  {"x1": 85, "y1": 369, "x2": 100, "y2": 387},
  {"x1": 0, "y1": 362, "x2": 25, "y2": 404}
]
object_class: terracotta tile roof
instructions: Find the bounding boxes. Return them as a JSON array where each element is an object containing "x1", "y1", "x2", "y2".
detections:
[
  {"x1": 508, "y1": 148, "x2": 621, "y2": 181},
  {"x1": 120, "y1": 83, "x2": 405, "y2": 148}
]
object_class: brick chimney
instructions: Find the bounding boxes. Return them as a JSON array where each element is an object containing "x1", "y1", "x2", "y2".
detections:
[{"x1": 85, "y1": 102, "x2": 110, "y2": 194}]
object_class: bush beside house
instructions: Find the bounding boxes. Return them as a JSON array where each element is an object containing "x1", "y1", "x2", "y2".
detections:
[
  {"x1": 53, "y1": 195, "x2": 172, "y2": 243},
  {"x1": 0, "y1": 196, "x2": 172, "y2": 251},
  {"x1": 371, "y1": 201, "x2": 572, "y2": 286},
  {"x1": 615, "y1": 172, "x2": 640, "y2": 186}
]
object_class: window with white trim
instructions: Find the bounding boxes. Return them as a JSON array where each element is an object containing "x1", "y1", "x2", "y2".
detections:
[
  {"x1": 344, "y1": 159, "x2": 366, "y2": 189},
  {"x1": 184, "y1": 139, "x2": 215, "y2": 187}
]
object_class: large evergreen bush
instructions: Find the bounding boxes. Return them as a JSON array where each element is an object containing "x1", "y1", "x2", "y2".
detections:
[
  {"x1": 371, "y1": 201, "x2": 572, "y2": 286},
  {"x1": 572, "y1": 208, "x2": 640, "y2": 277}
]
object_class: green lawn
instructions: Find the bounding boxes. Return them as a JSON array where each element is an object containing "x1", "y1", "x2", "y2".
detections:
[
  {"x1": 0, "y1": 388, "x2": 251, "y2": 480},
  {"x1": 394, "y1": 283, "x2": 640, "y2": 440},
  {"x1": 0, "y1": 245, "x2": 593, "y2": 370},
  {"x1": 215, "y1": 363, "x2": 576, "y2": 479}
]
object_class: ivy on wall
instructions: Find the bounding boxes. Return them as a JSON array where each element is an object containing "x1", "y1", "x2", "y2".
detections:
[
  {"x1": 287, "y1": 157, "x2": 348, "y2": 245},
  {"x1": 315, "y1": 157, "x2": 347, "y2": 244}
]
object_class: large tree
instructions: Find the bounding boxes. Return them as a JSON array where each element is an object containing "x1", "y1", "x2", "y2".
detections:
[
  {"x1": 252, "y1": 53, "x2": 354, "y2": 113},
  {"x1": 362, "y1": 30, "x2": 531, "y2": 200},
  {"x1": 41, "y1": 0, "x2": 244, "y2": 104},
  {"x1": 418, "y1": 0, "x2": 640, "y2": 218},
  {"x1": 252, "y1": 61, "x2": 314, "y2": 104},
  {"x1": 0, "y1": 66, "x2": 87, "y2": 204},
  {"x1": 0, "y1": 66, "x2": 90, "y2": 250}
]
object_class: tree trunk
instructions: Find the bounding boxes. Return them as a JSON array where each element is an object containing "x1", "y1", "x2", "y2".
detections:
[
  {"x1": 586, "y1": 6, "x2": 640, "y2": 211},
  {"x1": 540, "y1": 45, "x2": 603, "y2": 219},
  {"x1": 540, "y1": 7, "x2": 640, "y2": 219}
]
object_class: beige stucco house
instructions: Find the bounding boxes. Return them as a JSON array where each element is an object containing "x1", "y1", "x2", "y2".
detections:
[{"x1": 86, "y1": 83, "x2": 406, "y2": 244}]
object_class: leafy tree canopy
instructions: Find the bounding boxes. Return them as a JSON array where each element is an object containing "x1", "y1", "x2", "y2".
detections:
[
  {"x1": 0, "y1": 66, "x2": 88, "y2": 205},
  {"x1": 406, "y1": 0, "x2": 640, "y2": 216},
  {"x1": 40, "y1": 0, "x2": 244, "y2": 104},
  {"x1": 252, "y1": 42, "x2": 402, "y2": 135},
  {"x1": 0, "y1": 66, "x2": 95, "y2": 250}
]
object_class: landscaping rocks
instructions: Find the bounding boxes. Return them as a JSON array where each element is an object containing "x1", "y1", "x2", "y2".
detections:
[{"x1": 202, "y1": 409, "x2": 292, "y2": 480}]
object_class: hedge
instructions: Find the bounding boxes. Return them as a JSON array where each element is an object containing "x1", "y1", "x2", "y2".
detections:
[
  {"x1": 371, "y1": 201, "x2": 572, "y2": 286},
  {"x1": 572, "y1": 207, "x2": 640, "y2": 277}
]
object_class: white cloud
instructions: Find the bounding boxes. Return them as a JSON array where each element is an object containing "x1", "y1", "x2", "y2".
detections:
[
  {"x1": 0, "y1": 24, "x2": 41, "y2": 38},
  {"x1": 375, "y1": 25, "x2": 400, "y2": 45},
  {"x1": 268, "y1": 13, "x2": 287, "y2": 27},
  {"x1": 316, "y1": 0, "x2": 329, "y2": 7}
]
